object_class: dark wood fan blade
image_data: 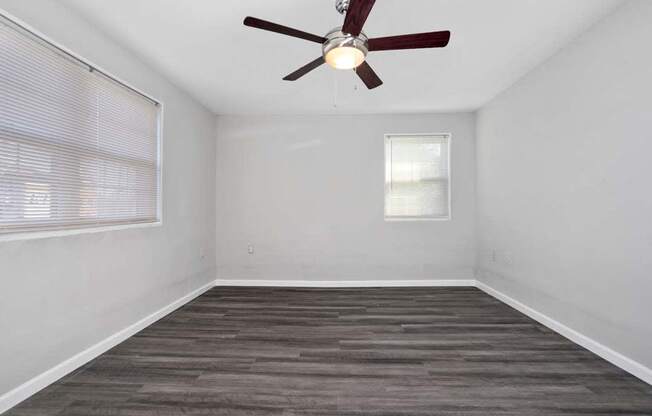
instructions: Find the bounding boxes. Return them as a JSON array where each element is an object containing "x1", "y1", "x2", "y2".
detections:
[
  {"x1": 368, "y1": 31, "x2": 451, "y2": 51},
  {"x1": 283, "y1": 57, "x2": 326, "y2": 81},
  {"x1": 244, "y1": 17, "x2": 326, "y2": 44},
  {"x1": 342, "y1": 0, "x2": 376, "y2": 36},
  {"x1": 355, "y1": 61, "x2": 383, "y2": 89}
]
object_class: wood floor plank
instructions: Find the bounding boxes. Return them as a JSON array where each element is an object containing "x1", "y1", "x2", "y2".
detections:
[{"x1": 6, "y1": 287, "x2": 652, "y2": 415}]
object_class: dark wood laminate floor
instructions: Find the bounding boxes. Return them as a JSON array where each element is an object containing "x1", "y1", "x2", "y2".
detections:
[{"x1": 7, "y1": 287, "x2": 652, "y2": 416}]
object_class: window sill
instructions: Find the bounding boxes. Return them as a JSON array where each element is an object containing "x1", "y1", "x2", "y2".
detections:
[
  {"x1": 384, "y1": 217, "x2": 451, "y2": 222},
  {"x1": 0, "y1": 221, "x2": 162, "y2": 243}
]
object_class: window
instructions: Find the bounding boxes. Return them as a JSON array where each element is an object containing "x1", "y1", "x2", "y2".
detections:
[
  {"x1": 385, "y1": 134, "x2": 450, "y2": 220},
  {"x1": 0, "y1": 14, "x2": 161, "y2": 236}
]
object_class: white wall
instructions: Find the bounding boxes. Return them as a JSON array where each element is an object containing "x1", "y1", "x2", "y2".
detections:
[
  {"x1": 216, "y1": 114, "x2": 476, "y2": 283},
  {"x1": 476, "y1": 0, "x2": 652, "y2": 371},
  {"x1": 0, "y1": 0, "x2": 216, "y2": 399}
]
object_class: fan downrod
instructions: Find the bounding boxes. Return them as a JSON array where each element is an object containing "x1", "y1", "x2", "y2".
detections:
[{"x1": 335, "y1": 0, "x2": 350, "y2": 15}]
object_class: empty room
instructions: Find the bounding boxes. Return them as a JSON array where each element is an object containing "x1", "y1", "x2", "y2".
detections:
[{"x1": 1, "y1": 0, "x2": 651, "y2": 414}]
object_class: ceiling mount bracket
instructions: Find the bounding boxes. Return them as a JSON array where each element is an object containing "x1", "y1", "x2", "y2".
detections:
[{"x1": 335, "y1": 0, "x2": 350, "y2": 15}]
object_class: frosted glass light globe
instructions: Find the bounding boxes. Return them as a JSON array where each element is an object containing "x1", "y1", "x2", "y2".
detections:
[{"x1": 325, "y1": 46, "x2": 366, "y2": 70}]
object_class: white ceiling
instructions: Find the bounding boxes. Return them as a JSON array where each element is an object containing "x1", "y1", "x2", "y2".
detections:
[{"x1": 60, "y1": 0, "x2": 624, "y2": 115}]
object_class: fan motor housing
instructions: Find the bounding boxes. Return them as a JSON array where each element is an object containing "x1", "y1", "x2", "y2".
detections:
[{"x1": 322, "y1": 28, "x2": 369, "y2": 61}]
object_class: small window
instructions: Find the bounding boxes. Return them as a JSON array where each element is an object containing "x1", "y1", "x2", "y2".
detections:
[
  {"x1": 385, "y1": 134, "x2": 450, "y2": 220},
  {"x1": 0, "y1": 14, "x2": 161, "y2": 236}
]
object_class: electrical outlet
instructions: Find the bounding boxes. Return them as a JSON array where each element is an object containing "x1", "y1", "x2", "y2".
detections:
[
  {"x1": 503, "y1": 251, "x2": 514, "y2": 266},
  {"x1": 248, "y1": 244, "x2": 254, "y2": 255}
]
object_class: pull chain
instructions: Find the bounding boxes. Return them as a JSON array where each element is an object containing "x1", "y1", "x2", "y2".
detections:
[
  {"x1": 333, "y1": 69, "x2": 338, "y2": 108},
  {"x1": 353, "y1": 66, "x2": 358, "y2": 91}
]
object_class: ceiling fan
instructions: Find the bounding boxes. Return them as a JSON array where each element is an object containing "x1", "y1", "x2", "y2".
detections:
[{"x1": 244, "y1": 0, "x2": 451, "y2": 89}]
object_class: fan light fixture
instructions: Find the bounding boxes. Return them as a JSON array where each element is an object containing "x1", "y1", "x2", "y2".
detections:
[
  {"x1": 325, "y1": 46, "x2": 365, "y2": 70},
  {"x1": 322, "y1": 28, "x2": 368, "y2": 70}
]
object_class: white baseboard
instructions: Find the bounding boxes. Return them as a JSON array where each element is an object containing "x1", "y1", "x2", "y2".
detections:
[
  {"x1": 476, "y1": 280, "x2": 652, "y2": 386},
  {"x1": 214, "y1": 279, "x2": 477, "y2": 288},
  {"x1": 0, "y1": 281, "x2": 215, "y2": 415}
]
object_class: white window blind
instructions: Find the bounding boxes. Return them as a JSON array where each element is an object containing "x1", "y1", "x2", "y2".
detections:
[
  {"x1": 385, "y1": 134, "x2": 450, "y2": 220},
  {"x1": 0, "y1": 15, "x2": 161, "y2": 235}
]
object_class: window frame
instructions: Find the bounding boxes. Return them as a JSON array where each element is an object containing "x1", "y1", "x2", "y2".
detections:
[
  {"x1": 0, "y1": 9, "x2": 164, "y2": 242},
  {"x1": 383, "y1": 133, "x2": 452, "y2": 222}
]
